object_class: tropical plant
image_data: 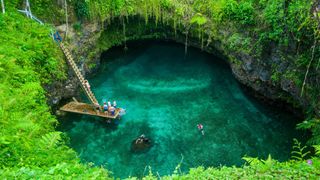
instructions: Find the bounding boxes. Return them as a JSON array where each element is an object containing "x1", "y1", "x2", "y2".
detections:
[{"x1": 291, "y1": 138, "x2": 310, "y2": 161}]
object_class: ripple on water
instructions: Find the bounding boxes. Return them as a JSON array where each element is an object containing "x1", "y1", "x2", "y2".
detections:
[{"x1": 115, "y1": 63, "x2": 212, "y2": 93}]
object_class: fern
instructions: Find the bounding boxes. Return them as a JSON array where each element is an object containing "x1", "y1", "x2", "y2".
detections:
[
  {"x1": 243, "y1": 154, "x2": 276, "y2": 173},
  {"x1": 242, "y1": 156, "x2": 260, "y2": 165},
  {"x1": 291, "y1": 138, "x2": 310, "y2": 161},
  {"x1": 0, "y1": 136, "x2": 11, "y2": 145},
  {"x1": 39, "y1": 132, "x2": 62, "y2": 149},
  {"x1": 261, "y1": 154, "x2": 274, "y2": 167},
  {"x1": 243, "y1": 155, "x2": 274, "y2": 166},
  {"x1": 297, "y1": 118, "x2": 320, "y2": 145},
  {"x1": 297, "y1": 120, "x2": 313, "y2": 130},
  {"x1": 314, "y1": 145, "x2": 320, "y2": 156}
]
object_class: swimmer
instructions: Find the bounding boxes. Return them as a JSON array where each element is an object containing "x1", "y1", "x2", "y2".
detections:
[
  {"x1": 197, "y1": 124, "x2": 205, "y2": 135},
  {"x1": 135, "y1": 138, "x2": 143, "y2": 144},
  {"x1": 140, "y1": 134, "x2": 145, "y2": 139},
  {"x1": 119, "y1": 108, "x2": 126, "y2": 116}
]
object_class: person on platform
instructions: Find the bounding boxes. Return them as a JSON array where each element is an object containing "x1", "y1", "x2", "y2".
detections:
[
  {"x1": 103, "y1": 102, "x2": 108, "y2": 114},
  {"x1": 109, "y1": 106, "x2": 115, "y2": 116},
  {"x1": 94, "y1": 102, "x2": 101, "y2": 114},
  {"x1": 113, "y1": 100, "x2": 117, "y2": 108}
]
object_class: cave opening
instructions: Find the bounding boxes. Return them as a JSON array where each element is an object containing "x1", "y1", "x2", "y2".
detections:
[{"x1": 58, "y1": 40, "x2": 308, "y2": 178}]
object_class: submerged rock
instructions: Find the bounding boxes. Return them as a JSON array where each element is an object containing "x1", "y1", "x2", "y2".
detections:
[{"x1": 131, "y1": 136, "x2": 152, "y2": 153}]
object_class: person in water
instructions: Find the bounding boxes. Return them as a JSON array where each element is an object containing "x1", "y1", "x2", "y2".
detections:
[
  {"x1": 135, "y1": 138, "x2": 143, "y2": 144},
  {"x1": 117, "y1": 108, "x2": 126, "y2": 119},
  {"x1": 132, "y1": 134, "x2": 152, "y2": 153},
  {"x1": 197, "y1": 124, "x2": 205, "y2": 135},
  {"x1": 119, "y1": 108, "x2": 126, "y2": 116},
  {"x1": 135, "y1": 134, "x2": 149, "y2": 144}
]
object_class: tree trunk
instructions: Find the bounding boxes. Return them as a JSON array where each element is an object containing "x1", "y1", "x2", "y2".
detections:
[
  {"x1": 123, "y1": 17, "x2": 127, "y2": 51},
  {"x1": 185, "y1": 30, "x2": 188, "y2": 56},
  {"x1": 1, "y1": 0, "x2": 4, "y2": 14},
  {"x1": 64, "y1": 0, "x2": 68, "y2": 39},
  {"x1": 301, "y1": 40, "x2": 317, "y2": 97}
]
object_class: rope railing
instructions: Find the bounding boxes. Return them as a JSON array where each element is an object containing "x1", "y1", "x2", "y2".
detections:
[{"x1": 18, "y1": 0, "x2": 43, "y2": 25}]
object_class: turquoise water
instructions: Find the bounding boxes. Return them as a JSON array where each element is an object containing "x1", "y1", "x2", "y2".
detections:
[{"x1": 58, "y1": 41, "x2": 305, "y2": 178}]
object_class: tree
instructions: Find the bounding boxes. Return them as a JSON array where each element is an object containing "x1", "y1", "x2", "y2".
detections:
[{"x1": 64, "y1": 0, "x2": 68, "y2": 38}]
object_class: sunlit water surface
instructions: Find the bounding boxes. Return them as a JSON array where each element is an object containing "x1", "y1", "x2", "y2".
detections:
[{"x1": 58, "y1": 41, "x2": 305, "y2": 178}]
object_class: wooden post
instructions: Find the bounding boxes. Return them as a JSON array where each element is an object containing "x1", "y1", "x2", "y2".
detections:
[
  {"x1": 1, "y1": 0, "x2": 5, "y2": 14},
  {"x1": 72, "y1": 97, "x2": 79, "y2": 103}
]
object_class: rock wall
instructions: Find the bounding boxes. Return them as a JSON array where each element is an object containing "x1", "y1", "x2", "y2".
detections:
[{"x1": 50, "y1": 16, "x2": 319, "y2": 117}]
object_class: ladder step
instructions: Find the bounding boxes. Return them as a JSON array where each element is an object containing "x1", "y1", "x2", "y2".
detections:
[{"x1": 60, "y1": 42, "x2": 98, "y2": 105}]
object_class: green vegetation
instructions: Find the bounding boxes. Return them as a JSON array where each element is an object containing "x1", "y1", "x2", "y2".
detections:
[
  {"x1": 1, "y1": 0, "x2": 320, "y2": 178},
  {"x1": 0, "y1": 10, "x2": 110, "y2": 178},
  {"x1": 74, "y1": 0, "x2": 90, "y2": 21},
  {"x1": 87, "y1": 0, "x2": 320, "y2": 121}
]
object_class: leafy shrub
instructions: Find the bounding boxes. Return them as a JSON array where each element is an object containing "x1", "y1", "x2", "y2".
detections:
[
  {"x1": 74, "y1": 0, "x2": 90, "y2": 21},
  {"x1": 291, "y1": 138, "x2": 310, "y2": 161},
  {"x1": 298, "y1": 119, "x2": 320, "y2": 145},
  {"x1": 73, "y1": 22, "x2": 82, "y2": 32}
]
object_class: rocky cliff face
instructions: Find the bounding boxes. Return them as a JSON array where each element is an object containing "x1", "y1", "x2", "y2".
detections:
[
  {"x1": 45, "y1": 23, "x2": 102, "y2": 109},
  {"x1": 168, "y1": 31, "x2": 310, "y2": 116},
  {"x1": 51, "y1": 16, "x2": 319, "y2": 117}
]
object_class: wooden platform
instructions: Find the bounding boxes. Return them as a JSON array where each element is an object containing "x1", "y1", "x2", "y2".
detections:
[{"x1": 60, "y1": 101, "x2": 120, "y2": 119}]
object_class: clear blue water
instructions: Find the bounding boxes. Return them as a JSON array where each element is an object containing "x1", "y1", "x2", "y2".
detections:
[{"x1": 58, "y1": 41, "x2": 305, "y2": 178}]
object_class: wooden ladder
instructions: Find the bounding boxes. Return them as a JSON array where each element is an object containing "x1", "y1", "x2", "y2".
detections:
[{"x1": 59, "y1": 43, "x2": 99, "y2": 105}]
